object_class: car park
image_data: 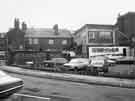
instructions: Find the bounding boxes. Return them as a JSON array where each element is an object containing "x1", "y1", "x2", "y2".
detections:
[
  {"x1": 63, "y1": 58, "x2": 89, "y2": 71},
  {"x1": 0, "y1": 70, "x2": 23, "y2": 98}
]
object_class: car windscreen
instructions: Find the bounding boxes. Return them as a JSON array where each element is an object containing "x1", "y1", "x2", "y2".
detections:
[{"x1": 52, "y1": 58, "x2": 68, "y2": 63}]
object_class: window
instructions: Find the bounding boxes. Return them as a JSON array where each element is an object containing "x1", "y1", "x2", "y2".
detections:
[
  {"x1": 0, "y1": 34, "x2": 5, "y2": 38},
  {"x1": 62, "y1": 40, "x2": 67, "y2": 45},
  {"x1": 48, "y1": 40, "x2": 54, "y2": 44},
  {"x1": 99, "y1": 32, "x2": 112, "y2": 39},
  {"x1": 33, "y1": 38, "x2": 39, "y2": 44},
  {"x1": 88, "y1": 31, "x2": 95, "y2": 39},
  {"x1": 29, "y1": 38, "x2": 32, "y2": 45}
]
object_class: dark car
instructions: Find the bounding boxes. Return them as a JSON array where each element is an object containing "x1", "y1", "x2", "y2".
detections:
[
  {"x1": 42, "y1": 58, "x2": 68, "y2": 71},
  {"x1": 0, "y1": 70, "x2": 23, "y2": 98}
]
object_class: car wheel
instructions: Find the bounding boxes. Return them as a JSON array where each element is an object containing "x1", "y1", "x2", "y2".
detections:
[
  {"x1": 74, "y1": 67, "x2": 78, "y2": 72},
  {"x1": 103, "y1": 68, "x2": 108, "y2": 73},
  {"x1": 91, "y1": 67, "x2": 98, "y2": 75}
]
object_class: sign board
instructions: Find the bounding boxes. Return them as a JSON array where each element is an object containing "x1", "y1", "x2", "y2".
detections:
[{"x1": 89, "y1": 46, "x2": 129, "y2": 57}]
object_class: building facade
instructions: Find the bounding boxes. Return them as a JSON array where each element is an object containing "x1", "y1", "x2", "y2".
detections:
[
  {"x1": 24, "y1": 28, "x2": 73, "y2": 51},
  {"x1": 116, "y1": 12, "x2": 135, "y2": 56},
  {"x1": 74, "y1": 24, "x2": 130, "y2": 57},
  {"x1": 116, "y1": 12, "x2": 135, "y2": 40}
]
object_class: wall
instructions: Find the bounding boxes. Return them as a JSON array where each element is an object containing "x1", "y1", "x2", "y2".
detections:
[
  {"x1": 25, "y1": 37, "x2": 73, "y2": 51},
  {"x1": 74, "y1": 27, "x2": 87, "y2": 46},
  {"x1": 117, "y1": 13, "x2": 135, "y2": 39}
]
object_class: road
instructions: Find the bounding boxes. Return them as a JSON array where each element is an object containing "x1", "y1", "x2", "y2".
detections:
[{"x1": 6, "y1": 72, "x2": 135, "y2": 101}]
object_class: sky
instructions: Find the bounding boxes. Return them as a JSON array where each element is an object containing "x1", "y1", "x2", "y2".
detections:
[{"x1": 1, "y1": 0, "x2": 135, "y2": 32}]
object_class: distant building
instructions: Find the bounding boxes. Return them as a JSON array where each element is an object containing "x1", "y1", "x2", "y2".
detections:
[
  {"x1": 24, "y1": 27, "x2": 73, "y2": 51},
  {"x1": 74, "y1": 24, "x2": 130, "y2": 57}
]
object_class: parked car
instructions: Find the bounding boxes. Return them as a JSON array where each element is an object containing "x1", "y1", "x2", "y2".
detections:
[
  {"x1": 51, "y1": 58, "x2": 68, "y2": 64},
  {"x1": 88, "y1": 56, "x2": 110, "y2": 73},
  {"x1": 106, "y1": 54, "x2": 123, "y2": 61},
  {"x1": 116, "y1": 56, "x2": 135, "y2": 64},
  {"x1": 43, "y1": 58, "x2": 68, "y2": 66},
  {"x1": 42, "y1": 58, "x2": 68, "y2": 71},
  {"x1": 63, "y1": 58, "x2": 89, "y2": 70},
  {"x1": 90, "y1": 56, "x2": 116, "y2": 66},
  {"x1": 0, "y1": 70, "x2": 23, "y2": 98}
]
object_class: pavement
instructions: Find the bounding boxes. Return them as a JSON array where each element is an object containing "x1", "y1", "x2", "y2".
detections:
[{"x1": 1, "y1": 65, "x2": 135, "y2": 89}]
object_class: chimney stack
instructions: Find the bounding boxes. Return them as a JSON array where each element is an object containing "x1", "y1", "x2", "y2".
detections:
[
  {"x1": 14, "y1": 18, "x2": 20, "y2": 29},
  {"x1": 53, "y1": 24, "x2": 59, "y2": 35},
  {"x1": 22, "y1": 22, "x2": 27, "y2": 32}
]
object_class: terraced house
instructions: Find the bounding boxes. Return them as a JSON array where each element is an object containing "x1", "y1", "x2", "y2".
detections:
[{"x1": 24, "y1": 25, "x2": 73, "y2": 51}]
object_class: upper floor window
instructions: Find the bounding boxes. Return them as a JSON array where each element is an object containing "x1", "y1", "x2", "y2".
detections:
[
  {"x1": 62, "y1": 40, "x2": 67, "y2": 45},
  {"x1": 29, "y1": 38, "x2": 32, "y2": 45},
  {"x1": 0, "y1": 34, "x2": 5, "y2": 38},
  {"x1": 33, "y1": 38, "x2": 39, "y2": 44},
  {"x1": 88, "y1": 31, "x2": 96, "y2": 39},
  {"x1": 48, "y1": 39, "x2": 54, "y2": 45},
  {"x1": 99, "y1": 32, "x2": 112, "y2": 39}
]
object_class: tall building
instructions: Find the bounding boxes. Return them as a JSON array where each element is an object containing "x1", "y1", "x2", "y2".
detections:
[{"x1": 116, "y1": 12, "x2": 135, "y2": 39}]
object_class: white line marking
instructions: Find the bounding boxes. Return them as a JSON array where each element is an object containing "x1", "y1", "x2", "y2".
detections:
[
  {"x1": 0, "y1": 85, "x2": 23, "y2": 94},
  {"x1": 15, "y1": 93, "x2": 50, "y2": 100}
]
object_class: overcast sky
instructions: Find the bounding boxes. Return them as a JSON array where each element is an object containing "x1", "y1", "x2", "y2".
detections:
[{"x1": 0, "y1": 0, "x2": 135, "y2": 32}]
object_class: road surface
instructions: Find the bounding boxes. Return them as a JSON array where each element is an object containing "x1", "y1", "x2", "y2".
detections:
[{"x1": 5, "y1": 72, "x2": 135, "y2": 101}]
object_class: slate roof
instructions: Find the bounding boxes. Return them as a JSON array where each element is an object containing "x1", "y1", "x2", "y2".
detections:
[{"x1": 25, "y1": 28, "x2": 72, "y2": 38}]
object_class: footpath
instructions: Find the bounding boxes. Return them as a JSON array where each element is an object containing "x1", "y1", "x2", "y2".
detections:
[{"x1": 1, "y1": 65, "x2": 135, "y2": 89}]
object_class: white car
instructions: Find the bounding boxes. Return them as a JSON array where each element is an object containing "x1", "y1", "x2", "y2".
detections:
[
  {"x1": 106, "y1": 54, "x2": 123, "y2": 61},
  {"x1": 90, "y1": 58, "x2": 105, "y2": 67},
  {"x1": 63, "y1": 58, "x2": 89, "y2": 70},
  {"x1": 0, "y1": 70, "x2": 23, "y2": 98},
  {"x1": 90, "y1": 56, "x2": 116, "y2": 66},
  {"x1": 89, "y1": 56, "x2": 112, "y2": 73}
]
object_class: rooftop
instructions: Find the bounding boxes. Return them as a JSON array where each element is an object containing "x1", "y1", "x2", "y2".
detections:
[
  {"x1": 74, "y1": 24, "x2": 115, "y2": 35},
  {"x1": 25, "y1": 28, "x2": 73, "y2": 38},
  {"x1": 118, "y1": 12, "x2": 135, "y2": 19}
]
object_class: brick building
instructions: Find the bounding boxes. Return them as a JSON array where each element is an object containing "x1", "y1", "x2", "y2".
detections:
[{"x1": 24, "y1": 27, "x2": 73, "y2": 51}]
